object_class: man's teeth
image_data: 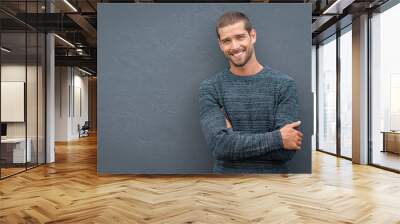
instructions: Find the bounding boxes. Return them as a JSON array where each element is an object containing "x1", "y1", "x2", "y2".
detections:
[{"x1": 232, "y1": 51, "x2": 243, "y2": 57}]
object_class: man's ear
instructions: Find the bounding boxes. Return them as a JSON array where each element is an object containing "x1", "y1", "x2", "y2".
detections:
[{"x1": 250, "y1": 29, "x2": 257, "y2": 44}]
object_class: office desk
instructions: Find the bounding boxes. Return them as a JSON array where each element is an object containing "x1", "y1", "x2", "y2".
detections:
[
  {"x1": 1, "y1": 138, "x2": 32, "y2": 163},
  {"x1": 381, "y1": 131, "x2": 400, "y2": 154}
]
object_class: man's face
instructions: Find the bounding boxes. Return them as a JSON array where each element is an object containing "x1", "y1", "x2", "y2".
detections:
[{"x1": 218, "y1": 21, "x2": 256, "y2": 67}]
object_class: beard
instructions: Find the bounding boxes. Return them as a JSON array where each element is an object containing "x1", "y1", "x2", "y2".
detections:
[{"x1": 227, "y1": 45, "x2": 254, "y2": 67}]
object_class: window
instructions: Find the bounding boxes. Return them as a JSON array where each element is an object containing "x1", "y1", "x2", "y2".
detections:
[
  {"x1": 339, "y1": 27, "x2": 352, "y2": 158},
  {"x1": 317, "y1": 35, "x2": 337, "y2": 154},
  {"x1": 370, "y1": 2, "x2": 400, "y2": 171}
]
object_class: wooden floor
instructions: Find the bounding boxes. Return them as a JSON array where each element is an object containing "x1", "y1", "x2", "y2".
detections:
[
  {"x1": 1, "y1": 167, "x2": 26, "y2": 178},
  {"x1": 372, "y1": 150, "x2": 400, "y2": 171},
  {"x1": 1, "y1": 134, "x2": 400, "y2": 223}
]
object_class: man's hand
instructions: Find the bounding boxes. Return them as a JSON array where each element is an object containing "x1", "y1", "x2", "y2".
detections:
[
  {"x1": 221, "y1": 108, "x2": 232, "y2": 129},
  {"x1": 280, "y1": 121, "x2": 303, "y2": 150},
  {"x1": 225, "y1": 117, "x2": 232, "y2": 129}
]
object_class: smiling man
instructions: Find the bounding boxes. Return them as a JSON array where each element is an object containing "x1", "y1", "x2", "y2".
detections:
[{"x1": 199, "y1": 11, "x2": 303, "y2": 173}]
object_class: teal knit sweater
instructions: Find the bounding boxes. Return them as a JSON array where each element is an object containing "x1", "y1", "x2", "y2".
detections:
[{"x1": 199, "y1": 65, "x2": 299, "y2": 173}]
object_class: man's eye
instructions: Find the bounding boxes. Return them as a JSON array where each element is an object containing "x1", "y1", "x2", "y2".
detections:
[{"x1": 222, "y1": 40, "x2": 231, "y2": 44}]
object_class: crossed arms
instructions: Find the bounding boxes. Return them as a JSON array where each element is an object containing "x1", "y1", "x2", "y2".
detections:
[{"x1": 199, "y1": 79, "x2": 302, "y2": 161}]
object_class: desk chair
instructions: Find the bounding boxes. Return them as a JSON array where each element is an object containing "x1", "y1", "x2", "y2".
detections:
[{"x1": 78, "y1": 121, "x2": 90, "y2": 138}]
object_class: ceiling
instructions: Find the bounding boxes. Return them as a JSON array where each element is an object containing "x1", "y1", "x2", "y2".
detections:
[{"x1": 0, "y1": 0, "x2": 391, "y2": 75}]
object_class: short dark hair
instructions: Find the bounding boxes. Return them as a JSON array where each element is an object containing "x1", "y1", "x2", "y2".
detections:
[{"x1": 216, "y1": 11, "x2": 253, "y2": 39}]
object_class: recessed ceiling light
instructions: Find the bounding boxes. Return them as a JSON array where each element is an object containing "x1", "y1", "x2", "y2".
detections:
[
  {"x1": 78, "y1": 67, "x2": 92, "y2": 76},
  {"x1": 1, "y1": 47, "x2": 11, "y2": 53},
  {"x1": 63, "y1": 0, "x2": 78, "y2": 12},
  {"x1": 54, "y1": 34, "x2": 75, "y2": 48},
  {"x1": 322, "y1": 0, "x2": 354, "y2": 15}
]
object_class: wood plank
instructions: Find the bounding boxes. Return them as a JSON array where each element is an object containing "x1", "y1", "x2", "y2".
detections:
[{"x1": 0, "y1": 134, "x2": 400, "y2": 223}]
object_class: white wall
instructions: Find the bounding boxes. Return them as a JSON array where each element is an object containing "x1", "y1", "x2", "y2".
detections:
[
  {"x1": 55, "y1": 66, "x2": 89, "y2": 141},
  {"x1": 55, "y1": 66, "x2": 69, "y2": 141},
  {"x1": 1, "y1": 64, "x2": 40, "y2": 138},
  {"x1": 70, "y1": 72, "x2": 89, "y2": 138},
  {"x1": 1, "y1": 65, "x2": 26, "y2": 136}
]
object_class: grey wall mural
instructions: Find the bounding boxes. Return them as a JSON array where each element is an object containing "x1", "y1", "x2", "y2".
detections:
[{"x1": 98, "y1": 3, "x2": 312, "y2": 174}]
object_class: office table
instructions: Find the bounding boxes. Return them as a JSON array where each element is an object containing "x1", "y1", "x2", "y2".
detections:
[
  {"x1": 1, "y1": 138, "x2": 32, "y2": 163},
  {"x1": 381, "y1": 131, "x2": 400, "y2": 154}
]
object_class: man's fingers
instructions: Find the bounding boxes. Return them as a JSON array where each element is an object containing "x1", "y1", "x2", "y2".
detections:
[
  {"x1": 281, "y1": 122, "x2": 304, "y2": 150},
  {"x1": 293, "y1": 130, "x2": 303, "y2": 138},
  {"x1": 288, "y1": 130, "x2": 303, "y2": 140},
  {"x1": 288, "y1": 121, "x2": 301, "y2": 128},
  {"x1": 298, "y1": 136, "x2": 303, "y2": 143},
  {"x1": 298, "y1": 134, "x2": 303, "y2": 141},
  {"x1": 295, "y1": 140, "x2": 301, "y2": 148},
  {"x1": 290, "y1": 144, "x2": 301, "y2": 150}
]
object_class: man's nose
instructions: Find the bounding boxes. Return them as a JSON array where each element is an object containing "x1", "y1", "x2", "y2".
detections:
[{"x1": 231, "y1": 40, "x2": 239, "y2": 49}]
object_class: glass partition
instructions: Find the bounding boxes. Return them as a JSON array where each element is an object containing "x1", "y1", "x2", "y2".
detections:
[
  {"x1": 1, "y1": 31, "x2": 28, "y2": 177},
  {"x1": 317, "y1": 35, "x2": 337, "y2": 155},
  {"x1": 370, "y1": 3, "x2": 400, "y2": 171},
  {"x1": 339, "y1": 26, "x2": 352, "y2": 158},
  {"x1": 0, "y1": 1, "x2": 46, "y2": 179}
]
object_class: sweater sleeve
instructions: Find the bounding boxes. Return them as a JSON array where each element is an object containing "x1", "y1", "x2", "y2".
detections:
[
  {"x1": 274, "y1": 79, "x2": 300, "y2": 129},
  {"x1": 199, "y1": 80, "x2": 283, "y2": 161}
]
